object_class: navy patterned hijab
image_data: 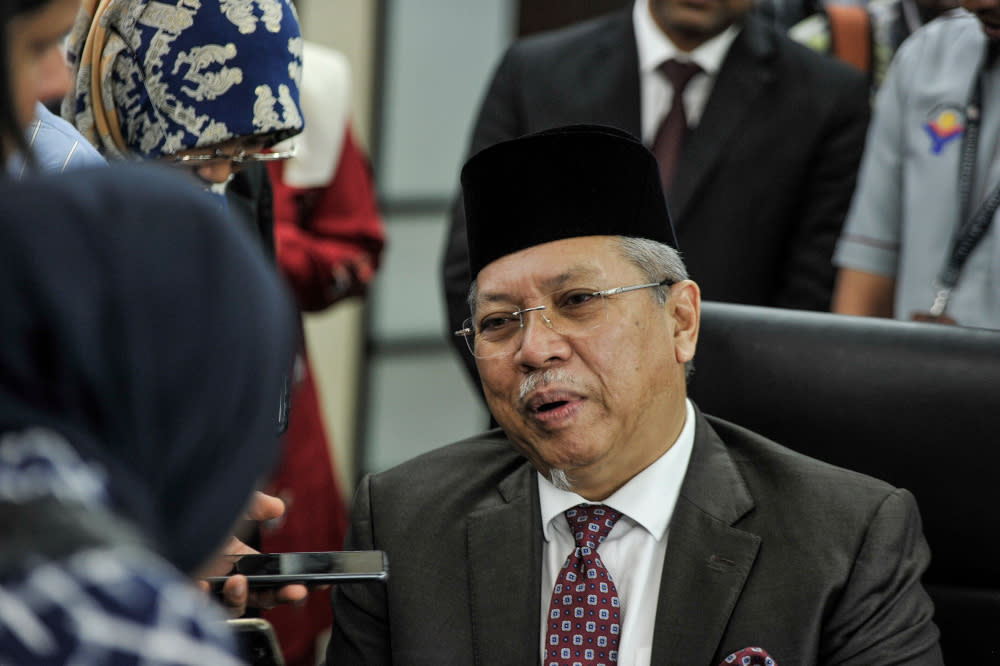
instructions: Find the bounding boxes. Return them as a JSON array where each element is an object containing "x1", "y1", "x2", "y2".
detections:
[
  {"x1": 0, "y1": 164, "x2": 297, "y2": 573},
  {"x1": 64, "y1": 0, "x2": 304, "y2": 160}
]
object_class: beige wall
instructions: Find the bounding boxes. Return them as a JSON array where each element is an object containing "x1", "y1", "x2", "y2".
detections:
[
  {"x1": 297, "y1": 0, "x2": 377, "y2": 144},
  {"x1": 295, "y1": 0, "x2": 379, "y2": 501}
]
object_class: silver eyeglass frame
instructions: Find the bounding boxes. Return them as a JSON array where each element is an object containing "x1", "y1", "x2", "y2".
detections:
[
  {"x1": 453, "y1": 277, "x2": 674, "y2": 353},
  {"x1": 171, "y1": 147, "x2": 297, "y2": 165}
]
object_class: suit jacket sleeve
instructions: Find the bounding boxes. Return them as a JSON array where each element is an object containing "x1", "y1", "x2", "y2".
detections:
[
  {"x1": 441, "y1": 46, "x2": 527, "y2": 390},
  {"x1": 776, "y1": 67, "x2": 869, "y2": 311},
  {"x1": 326, "y1": 474, "x2": 392, "y2": 665},
  {"x1": 821, "y1": 488, "x2": 942, "y2": 665}
]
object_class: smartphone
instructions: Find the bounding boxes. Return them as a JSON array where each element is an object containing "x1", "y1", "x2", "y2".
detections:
[
  {"x1": 205, "y1": 550, "x2": 388, "y2": 591},
  {"x1": 228, "y1": 618, "x2": 285, "y2": 666}
]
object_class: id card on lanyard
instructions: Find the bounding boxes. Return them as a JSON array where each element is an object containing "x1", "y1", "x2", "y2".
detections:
[{"x1": 914, "y1": 43, "x2": 1000, "y2": 324}]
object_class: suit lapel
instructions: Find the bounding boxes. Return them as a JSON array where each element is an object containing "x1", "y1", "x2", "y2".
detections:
[
  {"x1": 650, "y1": 408, "x2": 761, "y2": 666},
  {"x1": 669, "y1": 17, "x2": 778, "y2": 223},
  {"x1": 467, "y1": 463, "x2": 542, "y2": 666}
]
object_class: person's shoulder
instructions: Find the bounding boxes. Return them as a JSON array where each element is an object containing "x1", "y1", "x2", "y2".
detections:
[
  {"x1": 733, "y1": 14, "x2": 869, "y2": 107},
  {"x1": 912, "y1": 9, "x2": 981, "y2": 43},
  {"x1": 889, "y1": 11, "x2": 981, "y2": 82},
  {"x1": 767, "y1": 19, "x2": 867, "y2": 83},
  {"x1": 706, "y1": 414, "x2": 899, "y2": 508},
  {"x1": 507, "y1": 8, "x2": 631, "y2": 60},
  {"x1": 898, "y1": 10, "x2": 982, "y2": 60},
  {"x1": 24, "y1": 104, "x2": 105, "y2": 173}
]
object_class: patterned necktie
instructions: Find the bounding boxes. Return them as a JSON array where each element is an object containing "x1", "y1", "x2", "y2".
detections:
[
  {"x1": 652, "y1": 59, "x2": 702, "y2": 192},
  {"x1": 545, "y1": 504, "x2": 623, "y2": 666}
]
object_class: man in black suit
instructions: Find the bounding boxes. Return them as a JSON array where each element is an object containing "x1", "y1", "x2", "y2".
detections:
[
  {"x1": 329, "y1": 126, "x2": 940, "y2": 665},
  {"x1": 441, "y1": 0, "x2": 869, "y2": 387}
]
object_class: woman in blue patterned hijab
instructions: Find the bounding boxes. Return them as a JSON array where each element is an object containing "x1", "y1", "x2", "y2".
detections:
[
  {"x1": 63, "y1": 0, "x2": 305, "y2": 260},
  {"x1": 63, "y1": 0, "x2": 303, "y2": 178}
]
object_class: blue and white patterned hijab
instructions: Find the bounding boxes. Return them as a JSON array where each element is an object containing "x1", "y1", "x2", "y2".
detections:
[{"x1": 63, "y1": 0, "x2": 304, "y2": 160}]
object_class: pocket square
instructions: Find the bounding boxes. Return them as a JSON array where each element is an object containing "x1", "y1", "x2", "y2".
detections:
[{"x1": 720, "y1": 646, "x2": 776, "y2": 665}]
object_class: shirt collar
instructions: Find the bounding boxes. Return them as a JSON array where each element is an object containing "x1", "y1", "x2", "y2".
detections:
[
  {"x1": 539, "y1": 398, "x2": 696, "y2": 541},
  {"x1": 633, "y1": 0, "x2": 741, "y2": 76}
]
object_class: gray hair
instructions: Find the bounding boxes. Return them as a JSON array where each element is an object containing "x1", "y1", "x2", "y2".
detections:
[
  {"x1": 614, "y1": 236, "x2": 688, "y2": 303},
  {"x1": 465, "y1": 236, "x2": 688, "y2": 316},
  {"x1": 614, "y1": 236, "x2": 695, "y2": 379}
]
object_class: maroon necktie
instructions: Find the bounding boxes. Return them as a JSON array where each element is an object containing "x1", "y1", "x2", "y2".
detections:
[
  {"x1": 545, "y1": 504, "x2": 623, "y2": 666},
  {"x1": 652, "y1": 59, "x2": 702, "y2": 192}
]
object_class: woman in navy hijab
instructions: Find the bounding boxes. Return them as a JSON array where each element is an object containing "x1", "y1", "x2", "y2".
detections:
[{"x1": 0, "y1": 163, "x2": 297, "y2": 664}]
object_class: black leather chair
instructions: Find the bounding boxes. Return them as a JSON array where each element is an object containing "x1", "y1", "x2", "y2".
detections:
[{"x1": 688, "y1": 301, "x2": 1000, "y2": 664}]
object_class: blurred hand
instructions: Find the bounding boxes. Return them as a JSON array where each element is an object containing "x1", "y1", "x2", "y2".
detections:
[
  {"x1": 198, "y1": 491, "x2": 309, "y2": 617},
  {"x1": 328, "y1": 255, "x2": 377, "y2": 303}
]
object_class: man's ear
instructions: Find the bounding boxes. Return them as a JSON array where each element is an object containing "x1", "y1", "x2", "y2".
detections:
[{"x1": 669, "y1": 280, "x2": 700, "y2": 364}]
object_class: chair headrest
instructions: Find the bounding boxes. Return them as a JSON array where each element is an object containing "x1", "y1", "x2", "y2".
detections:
[{"x1": 689, "y1": 302, "x2": 1000, "y2": 587}]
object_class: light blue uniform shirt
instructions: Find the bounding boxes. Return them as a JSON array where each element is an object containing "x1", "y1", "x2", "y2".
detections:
[
  {"x1": 7, "y1": 103, "x2": 105, "y2": 179},
  {"x1": 834, "y1": 12, "x2": 1000, "y2": 327}
]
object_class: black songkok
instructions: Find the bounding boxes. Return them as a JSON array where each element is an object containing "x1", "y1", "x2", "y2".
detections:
[{"x1": 461, "y1": 124, "x2": 678, "y2": 278}]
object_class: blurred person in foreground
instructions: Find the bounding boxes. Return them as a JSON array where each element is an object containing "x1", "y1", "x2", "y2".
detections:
[
  {"x1": 0, "y1": 163, "x2": 297, "y2": 664},
  {"x1": 832, "y1": 2, "x2": 1000, "y2": 327},
  {"x1": 0, "y1": 0, "x2": 305, "y2": 630},
  {"x1": 62, "y1": 1, "x2": 351, "y2": 647},
  {"x1": 328, "y1": 125, "x2": 942, "y2": 665}
]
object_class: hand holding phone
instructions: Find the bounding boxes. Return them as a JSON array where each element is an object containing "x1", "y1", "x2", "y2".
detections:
[{"x1": 198, "y1": 492, "x2": 308, "y2": 616}]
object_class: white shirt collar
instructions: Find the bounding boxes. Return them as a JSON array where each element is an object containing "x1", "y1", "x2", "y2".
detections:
[
  {"x1": 539, "y1": 398, "x2": 696, "y2": 541},
  {"x1": 633, "y1": 0, "x2": 740, "y2": 76}
]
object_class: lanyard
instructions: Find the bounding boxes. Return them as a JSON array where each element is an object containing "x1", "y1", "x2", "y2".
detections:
[{"x1": 930, "y1": 44, "x2": 1000, "y2": 316}]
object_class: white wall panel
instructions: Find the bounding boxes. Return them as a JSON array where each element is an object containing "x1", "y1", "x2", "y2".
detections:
[
  {"x1": 369, "y1": 212, "x2": 451, "y2": 342},
  {"x1": 378, "y1": 0, "x2": 515, "y2": 200},
  {"x1": 365, "y1": 351, "x2": 489, "y2": 473}
]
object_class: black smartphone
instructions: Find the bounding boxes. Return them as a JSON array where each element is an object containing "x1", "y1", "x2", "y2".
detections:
[
  {"x1": 205, "y1": 550, "x2": 388, "y2": 591},
  {"x1": 228, "y1": 618, "x2": 285, "y2": 666}
]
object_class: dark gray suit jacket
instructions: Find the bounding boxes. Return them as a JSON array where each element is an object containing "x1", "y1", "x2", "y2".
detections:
[
  {"x1": 441, "y1": 11, "x2": 870, "y2": 387},
  {"x1": 327, "y1": 407, "x2": 942, "y2": 665}
]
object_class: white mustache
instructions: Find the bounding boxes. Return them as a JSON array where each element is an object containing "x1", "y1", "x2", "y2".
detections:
[{"x1": 518, "y1": 368, "x2": 583, "y2": 404}]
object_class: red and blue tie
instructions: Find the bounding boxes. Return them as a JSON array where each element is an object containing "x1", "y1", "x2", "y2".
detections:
[{"x1": 545, "y1": 504, "x2": 623, "y2": 666}]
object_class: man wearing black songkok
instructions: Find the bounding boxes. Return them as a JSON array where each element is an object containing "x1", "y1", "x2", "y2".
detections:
[
  {"x1": 327, "y1": 125, "x2": 942, "y2": 666},
  {"x1": 441, "y1": 0, "x2": 870, "y2": 393}
]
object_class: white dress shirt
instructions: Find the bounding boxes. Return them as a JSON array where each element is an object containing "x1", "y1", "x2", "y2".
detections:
[
  {"x1": 538, "y1": 399, "x2": 696, "y2": 665},
  {"x1": 633, "y1": 0, "x2": 740, "y2": 143}
]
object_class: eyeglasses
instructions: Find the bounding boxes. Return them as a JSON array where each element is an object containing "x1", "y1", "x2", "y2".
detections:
[
  {"x1": 454, "y1": 278, "x2": 673, "y2": 359},
  {"x1": 171, "y1": 147, "x2": 297, "y2": 167}
]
